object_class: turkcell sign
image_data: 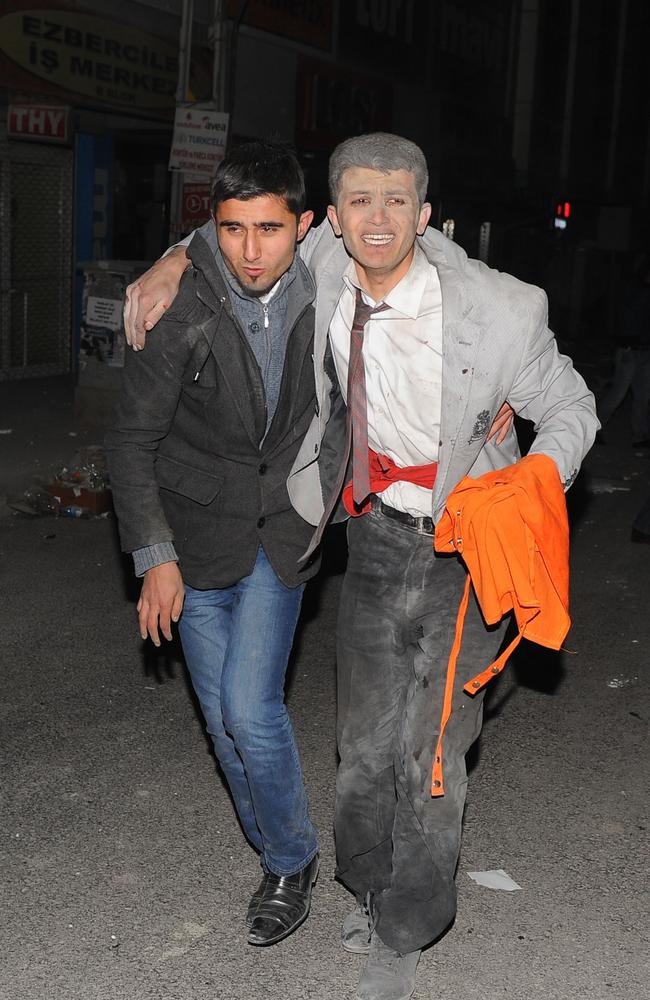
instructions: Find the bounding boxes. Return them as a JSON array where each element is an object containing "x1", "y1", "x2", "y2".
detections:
[{"x1": 169, "y1": 107, "x2": 229, "y2": 176}]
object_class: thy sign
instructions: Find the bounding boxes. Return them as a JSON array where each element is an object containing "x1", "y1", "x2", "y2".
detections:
[{"x1": 8, "y1": 103, "x2": 70, "y2": 142}]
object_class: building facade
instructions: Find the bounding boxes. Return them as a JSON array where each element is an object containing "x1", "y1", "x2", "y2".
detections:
[{"x1": 1, "y1": 0, "x2": 649, "y2": 379}]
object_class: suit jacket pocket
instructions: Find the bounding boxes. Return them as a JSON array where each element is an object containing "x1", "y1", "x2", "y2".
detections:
[
  {"x1": 463, "y1": 386, "x2": 504, "y2": 444},
  {"x1": 155, "y1": 454, "x2": 224, "y2": 505}
]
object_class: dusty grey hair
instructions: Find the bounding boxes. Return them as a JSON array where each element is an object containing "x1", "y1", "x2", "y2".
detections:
[{"x1": 328, "y1": 132, "x2": 429, "y2": 205}]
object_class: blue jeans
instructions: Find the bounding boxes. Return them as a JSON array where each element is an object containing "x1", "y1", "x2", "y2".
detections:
[{"x1": 179, "y1": 546, "x2": 318, "y2": 876}]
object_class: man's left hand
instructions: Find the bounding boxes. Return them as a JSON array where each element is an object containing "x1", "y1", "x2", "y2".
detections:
[
  {"x1": 138, "y1": 562, "x2": 185, "y2": 647},
  {"x1": 487, "y1": 401, "x2": 515, "y2": 444}
]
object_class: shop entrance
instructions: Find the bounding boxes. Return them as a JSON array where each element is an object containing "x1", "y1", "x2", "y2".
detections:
[{"x1": 0, "y1": 136, "x2": 74, "y2": 379}]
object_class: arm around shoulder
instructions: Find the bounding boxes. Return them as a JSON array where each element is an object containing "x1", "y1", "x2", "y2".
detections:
[
  {"x1": 123, "y1": 248, "x2": 191, "y2": 350},
  {"x1": 123, "y1": 221, "x2": 217, "y2": 350}
]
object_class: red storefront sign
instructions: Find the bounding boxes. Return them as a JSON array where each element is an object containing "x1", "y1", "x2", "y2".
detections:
[
  {"x1": 8, "y1": 103, "x2": 70, "y2": 142},
  {"x1": 182, "y1": 182, "x2": 212, "y2": 232}
]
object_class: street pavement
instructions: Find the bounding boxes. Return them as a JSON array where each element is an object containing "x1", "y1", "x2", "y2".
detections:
[{"x1": 0, "y1": 374, "x2": 648, "y2": 1000}]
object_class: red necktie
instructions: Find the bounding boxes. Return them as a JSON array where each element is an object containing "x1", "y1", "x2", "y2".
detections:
[{"x1": 348, "y1": 288, "x2": 388, "y2": 507}]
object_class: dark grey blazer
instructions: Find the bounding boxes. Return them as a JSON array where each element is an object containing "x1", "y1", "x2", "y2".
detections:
[{"x1": 105, "y1": 234, "x2": 320, "y2": 590}]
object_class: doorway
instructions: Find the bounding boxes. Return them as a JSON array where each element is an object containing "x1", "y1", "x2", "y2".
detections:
[{"x1": 0, "y1": 135, "x2": 73, "y2": 379}]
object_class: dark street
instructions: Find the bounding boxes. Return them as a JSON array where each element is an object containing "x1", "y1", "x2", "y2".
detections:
[
  {"x1": 0, "y1": 375, "x2": 648, "y2": 1000},
  {"x1": 2, "y1": 1, "x2": 650, "y2": 997}
]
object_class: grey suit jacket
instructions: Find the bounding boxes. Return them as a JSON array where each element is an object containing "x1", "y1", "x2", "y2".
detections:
[
  {"x1": 284, "y1": 220, "x2": 599, "y2": 540},
  {"x1": 190, "y1": 218, "x2": 598, "y2": 546}
]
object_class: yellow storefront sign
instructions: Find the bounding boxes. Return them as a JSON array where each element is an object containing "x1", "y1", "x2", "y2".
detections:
[{"x1": 0, "y1": 9, "x2": 182, "y2": 110}]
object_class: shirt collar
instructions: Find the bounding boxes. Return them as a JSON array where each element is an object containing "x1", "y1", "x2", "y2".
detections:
[{"x1": 341, "y1": 243, "x2": 431, "y2": 319}]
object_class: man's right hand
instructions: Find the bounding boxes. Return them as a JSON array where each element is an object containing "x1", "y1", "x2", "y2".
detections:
[
  {"x1": 138, "y1": 562, "x2": 185, "y2": 647},
  {"x1": 123, "y1": 247, "x2": 190, "y2": 350}
]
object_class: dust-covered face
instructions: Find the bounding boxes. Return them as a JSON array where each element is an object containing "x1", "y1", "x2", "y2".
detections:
[{"x1": 327, "y1": 167, "x2": 431, "y2": 291}]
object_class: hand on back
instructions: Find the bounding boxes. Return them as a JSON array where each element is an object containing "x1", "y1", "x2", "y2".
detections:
[{"x1": 487, "y1": 401, "x2": 514, "y2": 444}]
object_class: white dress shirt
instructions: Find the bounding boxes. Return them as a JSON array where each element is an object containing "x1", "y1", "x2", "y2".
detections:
[{"x1": 328, "y1": 244, "x2": 443, "y2": 517}]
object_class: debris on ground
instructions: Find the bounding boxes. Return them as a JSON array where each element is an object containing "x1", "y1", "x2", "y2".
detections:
[
  {"x1": 607, "y1": 675, "x2": 639, "y2": 688},
  {"x1": 6, "y1": 445, "x2": 112, "y2": 518},
  {"x1": 467, "y1": 869, "x2": 522, "y2": 891}
]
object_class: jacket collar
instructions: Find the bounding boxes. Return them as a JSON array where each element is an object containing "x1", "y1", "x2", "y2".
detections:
[
  {"x1": 186, "y1": 232, "x2": 316, "y2": 452},
  {"x1": 188, "y1": 232, "x2": 315, "y2": 320},
  {"x1": 312, "y1": 224, "x2": 475, "y2": 331},
  {"x1": 415, "y1": 230, "x2": 475, "y2": 327}
]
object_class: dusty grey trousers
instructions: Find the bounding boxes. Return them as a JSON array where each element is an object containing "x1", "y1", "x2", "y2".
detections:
[{"x1": 335, "y1": 507, "x2": 507, "y2": 954}]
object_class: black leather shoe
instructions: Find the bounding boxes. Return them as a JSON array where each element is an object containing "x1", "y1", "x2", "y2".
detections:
[
  {"x1": 246, "y1": 871, "x2": 269, "y2": 924},
  {"x1": 247, "y1": 854, "x2": 319, "y2": 946}
]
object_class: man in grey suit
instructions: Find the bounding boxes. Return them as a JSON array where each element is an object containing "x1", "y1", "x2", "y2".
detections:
[
  {"x1": 106, "y1": 140, "x2": 321, "y2": 949},
  {"x1": 124, "y1": 133, "x2": 598, "y2": 1000}
]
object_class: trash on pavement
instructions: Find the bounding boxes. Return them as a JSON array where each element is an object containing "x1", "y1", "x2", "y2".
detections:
[
  {"x1": 467, "y1": 869, "x2": 522, "y2": 891},
  {"x1": 607, "y1": 675, "x2": 639, "y2": 688},
  {"x1": 46, "y1": 444, "x2": 112, "y2": 515},
  {"x1": 6, "y1": 445, "x2": 112, "y2": 518},
  {"x1": 6, "y1": 488, "x2": 60, "y2": 517},
  {"x1": 59, "y1": 505, "x2": 93, "y2": 518}
]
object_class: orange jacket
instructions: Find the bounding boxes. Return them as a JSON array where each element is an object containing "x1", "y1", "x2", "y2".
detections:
[{"x1": 431, "y1": 453, "x2": 570, "y2": 796}]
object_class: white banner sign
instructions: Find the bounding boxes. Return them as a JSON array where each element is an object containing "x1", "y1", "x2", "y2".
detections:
[
  {"x1": 86, "y1": 297, "x2": 122, "y2": 331},
  {"x1": 169, "y1": 107, "x2": 229, "y2": 176}
]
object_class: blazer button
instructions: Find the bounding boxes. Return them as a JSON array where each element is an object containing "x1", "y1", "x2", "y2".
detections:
[
  {"x1": 257, "y1": 516, "x2": 266, "y2": 528},
  {"x1": 258, "y1": 463, "x2": 267, "y2": 475}
]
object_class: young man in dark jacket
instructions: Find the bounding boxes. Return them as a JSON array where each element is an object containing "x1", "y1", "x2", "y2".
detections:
[{"x1": 105, "y1": 141, "x2": 319, "y2": 947}]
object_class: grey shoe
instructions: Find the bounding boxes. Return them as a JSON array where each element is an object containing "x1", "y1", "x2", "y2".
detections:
[
  {"x1": 356, "y1": 931, "x2": 421, "y2": 1000},
  {"x1": 341, "y1": 902, "x2": 372, "y2": 954}
]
